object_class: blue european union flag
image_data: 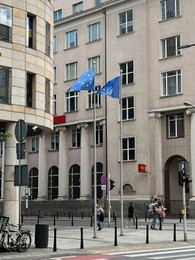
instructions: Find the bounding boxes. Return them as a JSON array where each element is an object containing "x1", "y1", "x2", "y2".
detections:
[
  {"x1": 69, "y1": 68, "x2": 95, "y2": 92},
  {"x1": 98, "y1": 76, "x2": 120, "y2": 99}
]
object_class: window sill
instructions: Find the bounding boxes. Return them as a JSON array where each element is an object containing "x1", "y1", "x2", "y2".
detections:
[
  {"x1": 117, "y1": 31, "x2": 134, "y2": 38},
  {"x1": 160, "y1": 93, "x2": 182, "y2": 98},
  {"x1": 48, "y1": 149, "x2": 59, "y2": 152},
  {"x1": 159, "y1": 54, "x2": 182, "y2": 61},
  {"x1": 86, "y1": 38, "x2": 102, "y2": 45},
  {"x1": 159, "y1": 15, "x2": 181, "y2": 23}
]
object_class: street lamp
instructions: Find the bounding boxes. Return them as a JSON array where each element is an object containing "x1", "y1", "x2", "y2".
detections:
[
  {"x1": 184, "y1": 101, "x2": 195, "y2": 108},
  {"x1": 179, "y1": 44, "x2": 195, "y2": 49}
]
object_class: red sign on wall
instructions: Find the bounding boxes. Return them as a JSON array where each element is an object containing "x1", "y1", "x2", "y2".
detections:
[
  {"x1": 138, "y1": 164, "x2": 147, "y2": 173},
  {"x1": 54, "y1": 115, "x2": 66, "y2": 125}
]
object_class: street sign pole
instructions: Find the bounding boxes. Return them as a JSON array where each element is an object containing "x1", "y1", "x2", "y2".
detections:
[{"x1": 183, "y1": 179, "x2": 187, "y2": 241}]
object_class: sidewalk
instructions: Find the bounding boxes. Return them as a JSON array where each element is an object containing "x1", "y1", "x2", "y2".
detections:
[{"x1": 0, "y1": 217, "x2": 195, "y2": 260}]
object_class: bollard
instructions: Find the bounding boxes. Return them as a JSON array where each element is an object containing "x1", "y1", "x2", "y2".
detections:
[
  {"x1": 145, "y1": 211, "x2": 147, "y2": 222},
  {"x1": 114, "y1": 224, "x2": 117, "y2": 246},
  {"x1": 135, "y1": 216, "x2": 138, "y2": 229},
  {"x1": 173, "y1": 223, "x2": 176, "y2": 241},
  {"x1": 57, "y1": 211, "x2": 59, "y2": 219},
  {"x1": 146, "y1": 225, "x2": 149, "y2": 244},
  {"x1": 81, "y1": 210, "x2": 83, "y2": 219},
  {"x1": 90, "y1": 215, "x2": 93, "y2": 227},
  {"x1": 114, "y1": 216, "x2": 117, "y2": 226},
  {"x1": 37, "y1": 214, "x2": 40, "y2": 224},
  {"x1": 80, "y1": 227, "x2": 84, "y2": 249},
  {"x1": 113, "y1": 212, "x2": 115, "y2": 221},
  {"x1": 71, "y1": 214, "x2": 74, "y2": 226},
  {"x1": 53, "y1": 228, "x2": 57, "y2": 252},
  {"x1": 69, "y1": 210, "x2": 71, "y2": 219},
  {"x1": 159, "y1": 216, "x2": 162, "y2": 230},
  {"x1": 53, "y1": 214, "x2": 56, "y2": 226},
  {"x1": 179, "y1": 212, "x2": 182, "y2": 223}
]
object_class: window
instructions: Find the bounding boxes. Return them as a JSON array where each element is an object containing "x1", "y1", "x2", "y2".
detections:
[
  {"x1": 88, "y1": 86, "x2": 101, "y2": 109},
  {"x1": 69, "y1": 164, "x2": 80, "y2": 199},
  {"x1": 92, "y1": 162, "x2": 103, "y2": 199},
  {"x1": 51, "y1": 131, "x2": 59, "y2": 150},
  {"x1": 53, "y1": 94, "x2": 56, "y2": 115},
  {"x1": 161, "y1": 35, "x2": 180, "y2": 58},
  {"x1": 48, "y1": 166, "x2": 58, "y2": 199},
  {"x1": 29, "y1": 168, "x2": 38, "y2": 200},
  {"x1": 65, "y1": 62, "x2": 77, "y2": 81},
  {"x1": 53, "y1": 35, "x2": 57, "y2": 52},
  {"x1": 88, "y1": 22, "x2": 100, "y2": 42},
  {"x1": 66, "y1": 91, "x2": 78, "y2": 112},
  {"x1": 119, "y1": 10, "x2": 133, "y2": 35},
  {"x1": 26, "y1": 14, "x2": 36, "y2": 48},
  {"x1": 161, "y1": 0, "x2": 180, "y2": 20},
  {"x1": 0, "y1": 4, "x2": 12, "y2": 42},
  {"x1": 31, "y1": 137, "x2": 39, "y2": 152},
  {"x1": 54, "y1": 9, "x2": 62, "y2": 21},
  {"x1": 73, "y1": 2, "x2": 83, "y2": 14},
  {"x1": 45, "y1": 22, "x2": 51, "y2": 56},
  {"x1": 161, "y1": 69, "x2": 181, "y2": 96},
  {"x1": 96, "y1": 0, "x2": 103, "y2": 6},
  {"x1": 54, "y1": 67, "x2": 57, "y2": 83},
  {"x1": 26, "y1": 72, "x2": 35, "y2": 108},
  {"x1": 167, "y1": 113, "x2": 184, "y2": 138},
  {"x1": 45, "y1": 78, "x2": 50, "y2": 112},
  {"x1": 66, "y1": 30, "x2": 77, "y2": 49},
  {"x1": 122, "y1": 96, "x2": 134, "y2": 120},
  {"x1": 96, "y1": 125, "x2": 103, "y2": 145},
  {"x1": 0, "y1": 66, "x2": 11, "y2": 104},
  {"x1": 120, "y1": 61, "x2": 134, "y2": 85},
  {"x1": 0, "y1": 142, "x2": 3, "y2": 156},
  {"x1": 88, "y1": 56, "x2": 100, "y2": 74},
  {"x1": 72, "y1": 128, "x2": 81, "y2": 148},
  {"x1": 122, "y1": 137, "x2": 136, "y2": 161}
]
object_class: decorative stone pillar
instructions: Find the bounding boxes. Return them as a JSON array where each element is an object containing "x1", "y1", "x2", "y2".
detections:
[
  {"x1": 58, "y1": 128, "x2": 69, "y2": 199},
  {"x1": 37, "y1": 135, "x2": 47, "y2": 199},
  {"x1": 189, "y1": 111, "x2": 195, "y2": 198}
]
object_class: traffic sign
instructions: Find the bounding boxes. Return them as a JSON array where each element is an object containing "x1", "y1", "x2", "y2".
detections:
[
  {"x1": 101, "y1": 185, "x2": 106, "y2": 190},
  {"x1": 100, "y1": 175, "x2": 107, "y2": 185},
  {"x1": 15, "y1": 119, "x2": 27, "y2": 143}
]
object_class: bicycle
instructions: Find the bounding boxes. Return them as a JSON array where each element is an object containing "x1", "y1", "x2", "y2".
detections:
[{"x1": 0, "y1": 216, "x2": 31, "y2": 252}]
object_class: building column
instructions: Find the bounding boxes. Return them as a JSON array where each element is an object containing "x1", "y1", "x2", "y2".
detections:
[
  {"x1": 37, "y1": 135, "x2": 47, "y2": 200},
  {"x1": 190, "y1": 111, "x2": 195, "y2": 198},
  {"x1": 79, "y1": 124, "x2": 90, "y2": 199},
  {"x1": 58, "y1": 128, "x2": 68, "y2": 199},
  {"x1": 3, "y1": 122, "x2": 18, "y2": 224}
]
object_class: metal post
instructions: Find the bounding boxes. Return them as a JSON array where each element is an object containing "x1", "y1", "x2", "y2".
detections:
[
  {"x1": 108, "y1": 173, "x2": 111, "y2": 227},
  {"x1": 114, "y1": 224, "x2": 117, "y2": 246},
  {"x1": 146, "y1": 225, "x2": 149, "y2": 244},
  {"x1": 173, "y1": 223, "x2": 176, "y2": 241},
  {"x1": 80, "y1": 227, "x2": 84, "y2": 249},
  {"x1": 53, "y1": 228, "x2": 57, "y2": 252},
  {"x1": 183, "y1": 180, "x2": 187, "y2": 241}
]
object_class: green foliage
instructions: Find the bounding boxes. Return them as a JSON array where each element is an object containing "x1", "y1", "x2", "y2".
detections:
[{"x1": 0, "y1": 131, "x2": 12, "y2": 141}]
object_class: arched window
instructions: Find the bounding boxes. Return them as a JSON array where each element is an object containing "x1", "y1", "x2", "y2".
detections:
[
  {"x1": 123, "y1": 183, "x2": 135, "y2": 195},
  {"x1": 29, "y1": 168, "x2": 38, "y2": 200},
  {"x1": 48, "y1": 166, "x2": 58, "y2": 199},
  {"x1": 69, "y1": 164, "x2": 80, "y2": 199},
  {"x1": 92, "y1": 162, "x2": 103, "y2": 199}
]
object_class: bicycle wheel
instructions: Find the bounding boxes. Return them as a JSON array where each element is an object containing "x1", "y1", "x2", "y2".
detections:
[{"x1": 17, "y1": 231, "x2": 31, "y2": 252}]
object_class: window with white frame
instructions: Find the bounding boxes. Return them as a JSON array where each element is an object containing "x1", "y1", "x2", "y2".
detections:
[
  {"x1": 122, "y1": 96, "x2": 134, "y2": 120},
  {"x1": 53, "y1": 94, "x2": 56, "y2": 115},
  {"x1": 96, "y1": 125, "x2": 103, "y2": 145},
  {"x1": 73, "y1": 2, "x2": 83, "y2": 14},
  {"x1": 88, "y1": 86, "x2": 101, "y2": 109},
  {"x1": 0, "y1": 4, "x2": 12, "y2": 42},
  {"x1": 66, "y1": 30, "x2": 77, "y2": 49},
  {"x1": 31, "y1": 137, "x2": 39, "y2": 152},
  {"x1": 88, "y1": 22, "x2": 100, "y2": 42},
  {"x1": 161, "y1": 35, "x2": 180, "y2": 58},
  {"x1": 120, "y1": 61, "x2": 134, "y2": 85},
  {"x1": 66, "y1": 91, "x2": 78, "y2": 112},
  {"x1": 122, "y1": 137, "x2": 135, "y2": 161},
  {"x1": 161, "y1": 69, "x2": 181, "y2": 96},
  {"x1": 54, "y1": 9, "x2": 62, "y2": 21},
  {"x1": 69, "y1": 164, "x2": 80, "y2": 199},
  {"x1": 119, "y1": 10, "x2": 133, "y2": 35},
  {"x1": 29, "y1": 167, "x2": 38, "y2": 200},
  {"x1": 161, "y1": 0, "x2": 180, "y2": 20},
  {"x1": 53, "y1": 35, "x2": 57, "y2": 52},
  {"x1": 92, "y1": 162, "x2": 103, "y2": 199},
  {"x1": 51, "y1": 131, "x2": 59, "y2": 150},
  {"x1": 88, "y1": 56, "x2": 100, "y2": 74},
  {"x1": 0, "y1": 66, "x2": 11, "y2": 104},
  {"x1": 48, "y1": 166, "x2": 58, "y2": 200},
  {"x1": 72, "y1": 128, "x2": 81, "y2": 148},
  {"x1": 65, "y1": 62, "x2": 77, "y2": 81},
  {"x1": 167, "y1": 113, "x2": 184, "y2": 138}
]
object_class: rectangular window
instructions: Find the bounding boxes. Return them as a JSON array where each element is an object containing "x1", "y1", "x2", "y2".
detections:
[
  {"x1": 66, "y1": 30, "x2": 77, "y2": 49},
  {"x1": 46, "y1": 22, "x2": 51, "y2": 56},
  {"x1": 54, "y1": 9, "x2": 62, "y2": 21},
  {"x1": 54, "y1": 67, "x2": 57, "y2": 83},
  {"x1": 73, "y1": 2, "x2": 83, "y2": 14},
  {"x1": 88, "y1": 56, "x2": 100, "y2": 74},
  {"x1": 122, "y1": 137, "x2": 136, "y2": 161},
  {"x1": 161, "y1": 35, "x2": 180, "y2": 58},
  {"x1": 66, "y1": 91, "x2": 78, "y2": 112},
  {"x1": 51, "y1": 131, "x2": 59, "y2": 150},
  {"x1": 0, "y1": 66, "x2": 11, "y2": 104},
  {"x1": 53, "y1": 35, "x2": 57, "y2": 52},
  {"x1": 119, "y1": 10, "x2": 133, "y2": 35},
  {"x1": 53, "y1": 94, "x2": 56, "y2": 115},
  {"x1": 0, "y1": 143, "x2": 3, "y2": 156},
  {"x1": 32, "y1": 137, "x2": 39, "y2": 152},
  {"x1": 0, "y1": 4, "x2": 12, "y2": 42},
  {"x1": 96, "y1": 125, "x2": 103, "y2": 145},
  {"x1": 96, "y1": 0, "x2": 103, "y2": 6},
  {"x1": 65, "y1": 62, "x2": 77, "y2": 81},
  {"x1": 161, "y1": 69, "x2": 181, "y2": 96},
  {"x1": 122, "y1": 96, "x2": 134, "y2": 120},
  {"x1": 120, "y1": 61, "x2": 134, "y2": 85},
  {"x1": 167, "y1": 113, "x2": 184, "y2": 138},
  {"x1": 45, "y1": 78, "x2": 50, "y2": 112},
  {"x1": 88, "y1": 86, "x2": 101, "y2": 109},
  {"x1": 72, "y1": 128, "x2": 81, "y2": 148},
  {"x1": 26, "y1": 72, "x2": 35, "y2": 108},
  {"x1": 26, "y1": 14, "x2": 36, "y2": 48},
  {"x1": 88, "y1": 22, "x2": 100, "y2": 42},
  {"x1": 161, "y1": 0, "x2": 180, "y2": 20}
]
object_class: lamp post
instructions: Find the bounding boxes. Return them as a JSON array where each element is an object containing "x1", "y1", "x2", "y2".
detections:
[{"x1": 179, "y1": 44, "x2": 195, "y2": 49}]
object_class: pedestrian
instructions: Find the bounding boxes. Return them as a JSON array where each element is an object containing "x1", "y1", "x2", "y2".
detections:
[
  {"x1": 96, "y1": 201, "x2": 104, "y2": 231},
  {"x1": 125, "y1": 202, "x2": 135, "y2": 228},
  {"x1": 150, "y1": 198, "x2": 158, "y2": 229}
]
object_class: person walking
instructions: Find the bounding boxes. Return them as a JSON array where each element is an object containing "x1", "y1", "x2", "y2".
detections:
[
  {"x1": 96, "y1": 202, "x2": 104, "y2": 231},
  {"x1": 125, "y1": 202, "x2": 135, "y2": 228}
]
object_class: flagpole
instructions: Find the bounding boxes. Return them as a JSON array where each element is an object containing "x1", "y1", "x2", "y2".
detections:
[{"x1": 120, "y1": 70, "x2": 124, "y2": 236}]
